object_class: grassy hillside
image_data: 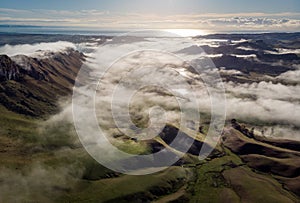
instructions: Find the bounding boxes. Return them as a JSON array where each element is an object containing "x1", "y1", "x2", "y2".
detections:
[
  {"x1": 1, "y1": 104, "x2": 299, "y2": 202},
  {"x1": 0, "y1": 40, "x2": 299, "y2": 202}
]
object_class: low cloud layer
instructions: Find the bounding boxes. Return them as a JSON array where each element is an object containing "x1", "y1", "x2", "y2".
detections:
[
  {"x1": 69, "y1": 34, "x2": 300, "y2": 141},
  {"x1": 2, "y1": 32, "x2": 298, "y2": 145},
  {"x1": 0, "y1": 41, "x2": 76, "y2": 57},
  {"x1": 0, "y1": 161, "x2": 83, "y2": 202}
]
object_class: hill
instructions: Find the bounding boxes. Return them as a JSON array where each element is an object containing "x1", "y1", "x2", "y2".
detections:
[{"x1": 0, "y1": 50, "x2": 84, "y2": 117}]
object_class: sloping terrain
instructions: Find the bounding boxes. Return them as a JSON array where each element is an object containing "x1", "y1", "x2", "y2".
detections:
[
  {"x1": 0, "y1": 33, "x2": 299, "y2": 202},
  {"x1": 0, "y1": 50, "x2": 84, "y2": 116},
  {"x1": 222, "y1": 122, "x2": 300, "y2": 198}
]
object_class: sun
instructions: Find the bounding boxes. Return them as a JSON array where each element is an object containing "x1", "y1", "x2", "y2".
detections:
[{"x1": 163, "y1": 29, "x2": 208, "y2": 37}]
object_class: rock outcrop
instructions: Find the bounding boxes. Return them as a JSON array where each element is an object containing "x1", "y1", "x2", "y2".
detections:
[{"x1": 0, "y1": 55, "x2": 21, "y2": 81}]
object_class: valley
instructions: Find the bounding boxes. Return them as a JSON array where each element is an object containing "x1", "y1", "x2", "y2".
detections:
[{"x1": 0, "y1": 32, "x2": 299, "y2": 202}]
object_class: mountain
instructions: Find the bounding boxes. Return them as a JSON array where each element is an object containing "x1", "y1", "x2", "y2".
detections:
[
  {"x1": 0, "y1": 50, "x2": 84, "y2": 117},
  {"x1": 0, "y1": 33, "x2": 299, "y2": 202}
]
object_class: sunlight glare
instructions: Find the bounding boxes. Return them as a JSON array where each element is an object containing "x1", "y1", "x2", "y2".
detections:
[{"x1": 163, "y1": 29, "x2": 208, "y2": 37}]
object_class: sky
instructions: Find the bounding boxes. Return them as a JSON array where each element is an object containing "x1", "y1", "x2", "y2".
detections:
[{"x1": 0, "y1": 0, "x2": 299, "y2": 32}]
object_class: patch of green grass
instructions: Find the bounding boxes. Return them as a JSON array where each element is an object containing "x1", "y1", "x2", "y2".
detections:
[
  {"x1": 188, "y1": 149, "x2": 243, "y2": 202},
  {"x1": 0, "y1": 105, "x2": 38, "y2": 142},
  {"x1": 113, "y1": 139, "x2": 151, "y2": 155},
  {"x1": 223, "y1": 166, "x2": 299, "y2": 203},
  {"x1": 63, "y1": 166, "x2": 191, "y2": 203},
  {"x1": 38, "y1": 122, "x2": 79, "y2": 149}
]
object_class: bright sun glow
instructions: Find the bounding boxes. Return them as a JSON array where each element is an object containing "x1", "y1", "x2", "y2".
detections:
[{"x1": 163, "y1": 29, "x2": 209, "y2": 37}]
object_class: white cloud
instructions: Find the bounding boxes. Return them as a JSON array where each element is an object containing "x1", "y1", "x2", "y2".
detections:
[
  {"x1": 0, "y1": 161, "x2": 83, "y2": 202},
  {"x1": 66, "y1": 36, "x2": 300, "y2": 142},
  {"x1": 0, "y1": 41, "x2": 76, "y2": 57},
  {"x1": 277, "y1": 69, "x2": 300, "y2": 83},
  {"x1": 0, "y1": 8, "x2": 300, "y2": 31},
  {"x1": 223, "y1": 80, "x2": 300, "y2": 132},
  {"x1": 2, "y1": 33, "x2": 298, "y2": 143}
]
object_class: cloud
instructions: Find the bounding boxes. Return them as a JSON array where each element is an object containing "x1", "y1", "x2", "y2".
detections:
[
  {"x1": 3, "y1": 32, "x2": 298, "y2": 146},
  {"x1": 1, "y1": 24, "x2": 300, "y2": 199},
  {"x1": 49, "y1": 35, "x2": 298, "y2": 143},
  {"x1": 0, "y1": 41, "x2": 76, "y2": 57},
  {"x1": 0, "y1": 162, "x2": 83, "y2": 202},
  {"x1": 204, "y1": 17, "x2": 300, "y2": 31},
  {"x1": 260, "y1": 125, "x2": 300, "y2": 140},
  {"x1": 0, "y1": 8, "x2": 300, "y2": 31},
  {"x1": 277, "y1": 70, "x2": 300, "y2": 83},
  {"x1": 224, "y1": 80, "x2": 300, "y2": 122}
]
